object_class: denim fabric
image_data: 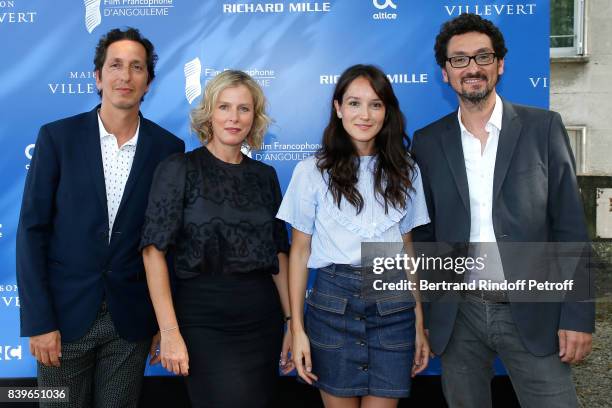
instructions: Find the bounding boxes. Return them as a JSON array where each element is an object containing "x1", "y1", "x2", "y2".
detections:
[
  {"x1": 305, "y1": 264, "x2": 416, "y2": 398},
  {"x1": 440, "y1": 294, "x2": 579, "y2": 408}
]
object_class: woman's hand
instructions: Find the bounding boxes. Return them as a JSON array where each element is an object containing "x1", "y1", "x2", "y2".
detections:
[
  {"x1": 143, "y1": 245, "x2": 186, "y2": 374},
  {"x1": 411, "y1": 326, "x2": 430, "y2": 377},
  {"x1": 291, "y1": 329, "x2": 318, "y2": 384},
  {"x1": 160, "y1": 329, "x2": 190, "y2": 376},
  {"x1": 280, "y1": 329, "x2": 295, "y2": 374}
]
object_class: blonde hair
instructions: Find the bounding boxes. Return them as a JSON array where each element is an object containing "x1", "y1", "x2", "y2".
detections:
[{"x1": 190, "y1": 70, "x2": 270, "y2": 149}]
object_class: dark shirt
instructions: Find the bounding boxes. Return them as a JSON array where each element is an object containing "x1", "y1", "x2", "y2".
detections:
[{"x1": 140, "y1": 146, "x2": 289, "y2": 279}]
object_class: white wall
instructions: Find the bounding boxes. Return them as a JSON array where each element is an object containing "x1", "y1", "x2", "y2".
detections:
[{"x1": 550, "y1": 0, "x2": 612, "y2": 175}]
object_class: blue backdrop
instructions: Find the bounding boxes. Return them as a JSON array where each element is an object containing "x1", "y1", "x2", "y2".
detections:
[{"x1": 0, "y1": 0, "x2": 549, "y2": 377}]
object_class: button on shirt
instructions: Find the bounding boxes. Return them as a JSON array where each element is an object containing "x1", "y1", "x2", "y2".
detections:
[
  {"x1": 98, "y1": 113, "x2": 139, "y2": 237},
  {"x1": 459, "y1": 94, "x2": 505, "y2": 283}
]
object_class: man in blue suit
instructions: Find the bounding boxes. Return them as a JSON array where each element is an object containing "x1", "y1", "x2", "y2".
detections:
[
  {"x1": 412, "y1": 14, "x2": 594, "y2": 407},
  {"x1": 16, "y1": 27, "x2": 184, "y2": 407}
]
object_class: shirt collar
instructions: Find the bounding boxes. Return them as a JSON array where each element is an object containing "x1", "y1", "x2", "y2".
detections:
[
  {"x1": 457, "y1": 93, "x2": 503, "y2": 135},
  {"x1": 97, "y1": 110, "x2": 140, "y2": 147}
]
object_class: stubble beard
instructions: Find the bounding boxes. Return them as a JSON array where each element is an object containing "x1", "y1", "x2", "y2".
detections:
[{"x1": 457, "y1": 74, "x2": 497, "y2": 109}]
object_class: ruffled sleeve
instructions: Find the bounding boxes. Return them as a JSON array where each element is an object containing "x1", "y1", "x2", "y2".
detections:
[
  {"x1": 276, "y1": 158, "x2": 317, "y2": 235},
  {"x1": 400, "y1": 163, "x2": 431, "y2": 234},
  {"x1": 270, "y1": 167, "x2": 290, "y2": 254},
  {"x1": 139, "y1": 153, "x2": 187, "y2": 252}
]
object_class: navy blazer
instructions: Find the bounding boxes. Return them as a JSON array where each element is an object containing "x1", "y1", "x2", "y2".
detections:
[
  {"x1": 17, "y1": 106, "x2": 185, "y2": 342},
  {"x1": 411, "y1": 100, "x2": 595, "y2": 356}
]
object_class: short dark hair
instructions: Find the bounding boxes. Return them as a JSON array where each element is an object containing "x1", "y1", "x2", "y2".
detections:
[
  {"x1": 434, "y1": 13, "x2": 507, "y2": 68},
  {"x1": 93, "y1": 27, "x2": 157, "y2": 97}
]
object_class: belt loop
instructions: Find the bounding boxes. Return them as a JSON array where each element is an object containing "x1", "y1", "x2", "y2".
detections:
[{"x1": 330, "y1": 263, "x2": 336, "y2": 277}]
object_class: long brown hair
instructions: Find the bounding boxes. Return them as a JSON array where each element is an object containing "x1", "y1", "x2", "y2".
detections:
[{"x1": 316, "y1": 64, "x2": 415, "y2": 213}]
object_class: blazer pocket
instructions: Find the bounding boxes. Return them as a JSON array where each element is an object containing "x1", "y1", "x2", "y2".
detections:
[{"x1": 508, "y1": 163, "x2": 545, "y2": 179}]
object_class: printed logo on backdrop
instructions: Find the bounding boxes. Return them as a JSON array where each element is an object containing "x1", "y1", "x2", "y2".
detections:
[
  {"x1": 24, "y1": 144, "x2": 34, "y2": 170},
  {"x1": 372, "y1": 0, "x2": 397, "y2": 20},
  {"x1": 444, "y1": 3, "x2": 537, "y2": 16},
  {"x1": 0, "y1": 1, "x2": 37, "y2": 24},
  {"x1": 49, "y1": 70, "x2": 97, "y2": 96},
  {"x1": 182, "y1": 58, "x2": 311, "y2": 163},
  {"x1": 84, "y1": 0, "x2": 175, "y2": 33},
  {"x1": 529, "y1": 77, "x2": 548, "y2": 88},
  {"x1": 254, "y1": 141, "x2": 321, "y2": 162},
  {"x1": 222, "y1": 2, "x2": 330, "y2": 14},
  {"x1": 84, "y1": 0, "x2": 101, "y2": 33},
  {"x1": 183, "y1": 58, "x2": 277, "y2": 105},
  {"x1": 320, "y1": 72, "x2": 428, "y2": 86},
  {"x1": 0, "y1": 223, "x2": 3, "y2": 239},
  {"x1": 0, "y1": 284, "x2": 19, "y2": 308},
  {"x1": 241, "y1": 145, "x2": 253, "y2": 159},
  {"x1": 184, "y1": 58, "x2": 202, "y2": 105},
  {"x1": 0, "y1": 345, "x2": 22, "y2": 361}
]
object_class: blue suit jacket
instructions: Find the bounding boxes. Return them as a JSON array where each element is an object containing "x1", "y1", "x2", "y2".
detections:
[
  {"x1": 17, "y1": 106, "x2": 185, "y2": 342},
  {"x1": 411, "y1": 100, "x2": 595, "y2": 356}
]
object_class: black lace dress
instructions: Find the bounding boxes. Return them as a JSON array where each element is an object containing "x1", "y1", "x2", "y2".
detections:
[{"x1": 140, "y1": 146, "x2": 289, "y2": 407}]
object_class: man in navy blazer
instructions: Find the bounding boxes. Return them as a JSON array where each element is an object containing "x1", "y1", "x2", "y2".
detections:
[
  {"x1": 16, "y1": 27, "x2": 184, "y2": 407},
  {"x1": 412, "y1": 14, "x2": 594, "y2": 407}
]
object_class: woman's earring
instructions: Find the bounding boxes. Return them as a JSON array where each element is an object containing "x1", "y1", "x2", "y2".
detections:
[{"x1": 337, "y1": 111, "x2": 343, "y2": 119}]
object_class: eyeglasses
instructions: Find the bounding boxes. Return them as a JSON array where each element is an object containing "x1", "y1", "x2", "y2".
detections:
[{"x1": 446, "y1": 52, "x2": 497, "y2": 68}]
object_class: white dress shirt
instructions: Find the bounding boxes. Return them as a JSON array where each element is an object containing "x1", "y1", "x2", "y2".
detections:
[
  {"x1": 98, "y1": 112, "x2": 139, "y2": 237},
  {"x1": 459, "y1": 94, "x2": 505, "y2": 283}
]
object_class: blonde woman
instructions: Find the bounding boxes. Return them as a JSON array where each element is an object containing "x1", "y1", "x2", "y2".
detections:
[{"x1": 140, "y1": 70, "x2": 293, "y2": 407}]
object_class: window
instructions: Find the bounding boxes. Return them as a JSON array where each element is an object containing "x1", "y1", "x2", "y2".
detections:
[
  {"x1": 551, "y1": 0, "x2": 585, "y2": 57},
  {"x1": 566, "y1": 125, "x2": 586, "y2": 174}
]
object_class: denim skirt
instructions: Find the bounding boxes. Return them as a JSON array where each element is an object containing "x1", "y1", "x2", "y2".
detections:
[{"x1": 305, "y1": 264, "x2": 416, "y2": 398}]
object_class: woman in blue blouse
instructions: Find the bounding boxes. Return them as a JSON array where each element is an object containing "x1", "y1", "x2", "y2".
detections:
[{"x1": 277, "y1": 65, "x2": 430, "y2": 407}]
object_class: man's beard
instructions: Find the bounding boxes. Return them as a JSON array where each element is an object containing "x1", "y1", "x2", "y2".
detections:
[{"x1": 457, "y1": 74, "x2": 496, "y2": 107}]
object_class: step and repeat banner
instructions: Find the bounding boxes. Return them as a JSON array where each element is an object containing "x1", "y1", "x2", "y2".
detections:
[{"x1": 0, "y1": 0, "x2": 549, "y2": 377}]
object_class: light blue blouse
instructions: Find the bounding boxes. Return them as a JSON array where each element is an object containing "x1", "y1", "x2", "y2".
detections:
[{"x1": 276, "y1": 155, "x2": 430, "y2": 268}]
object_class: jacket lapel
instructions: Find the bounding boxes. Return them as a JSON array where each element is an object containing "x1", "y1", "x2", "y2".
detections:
[
  {"x1": 440, "y1": 113, "x2": 470, "y2": 213},
  {"x1": 492, "y1": 100, "x2": 522, "y2": 204},
  {"x1": 113, "y1": 113, "x2": 152, "y2": 229},
  {"x1": 82, "y1": 105, "x2": 109, "y2": 223}
]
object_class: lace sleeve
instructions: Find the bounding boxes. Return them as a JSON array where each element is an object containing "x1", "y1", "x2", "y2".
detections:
[{"x1": 139, "y1": 153, "x2": 187, "y2": 252}]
